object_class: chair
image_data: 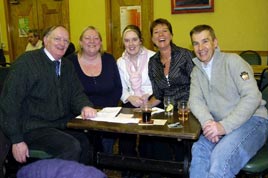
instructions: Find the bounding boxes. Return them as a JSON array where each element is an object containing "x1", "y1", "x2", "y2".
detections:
[
  {"x1": 240, "y1": 50, "x2": 262, "y2": 65},
  {"x1": 0, "y1": 63, "x2": 11, "y2": 93},
  {"x1": 0, "y1": 49, "x2": 6, "y2": 67},
  {"x1": 240, "y1": 85, "x2": 268, "y2": 177},
  {"x1": 0, "y1": 130, "x2": 10, "y2": 178},
  {"x1": 258, "y1": 68, "x2": 268, "y2": 91}
]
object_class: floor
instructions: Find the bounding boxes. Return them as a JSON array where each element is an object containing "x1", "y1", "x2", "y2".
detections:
[{"x1": 103, "y1": 169, "x2": 121, "y2": 178}]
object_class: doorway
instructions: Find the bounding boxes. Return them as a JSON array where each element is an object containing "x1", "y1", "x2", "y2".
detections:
[
  {"x1": 4, "y1": 0, "x2": 69, "y2": 62},
  {"x1": 105, "y1": 0, "x2": 154, "y2": 59}
]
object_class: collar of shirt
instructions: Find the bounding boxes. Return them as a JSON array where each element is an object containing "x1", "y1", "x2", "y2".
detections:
[
  {"x1": 44, "y1": 48, "x2": 61, "y2": 75},
  {"x1": 201, "y1": 57, "x2": 214, "y2": 80},
  {"x1": 43, "y1": 48, "x2": 62, "y2": 63}
]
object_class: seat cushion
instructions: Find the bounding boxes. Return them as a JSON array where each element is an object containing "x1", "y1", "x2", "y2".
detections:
[
  {"x1": 242, "y1": 144, "x2": 268, "y2": 173},
  {"x1": 17, "y1": 158, "x2": 107, "y2": 178}
]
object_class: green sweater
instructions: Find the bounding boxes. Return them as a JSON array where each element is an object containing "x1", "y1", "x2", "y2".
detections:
[{"x1": 0, "y1": 49, "x2": 93, "y2": 144}]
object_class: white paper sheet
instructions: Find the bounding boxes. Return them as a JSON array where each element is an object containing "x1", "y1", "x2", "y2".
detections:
[
  {"x1": 75, "y1": 107, "x2": 167, "y2": 125},
  {"x1": 97, "y1": 107, "x2": 122, "y2": 117}
]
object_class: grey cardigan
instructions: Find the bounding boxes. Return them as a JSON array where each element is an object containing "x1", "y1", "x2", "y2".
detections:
[{"x1": 189, "y1": 50, "x2": 267, "y2": 134}]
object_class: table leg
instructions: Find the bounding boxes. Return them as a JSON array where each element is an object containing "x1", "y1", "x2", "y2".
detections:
[{"x1": 182, "y1": 140, "x2": 193, "y2": 178}]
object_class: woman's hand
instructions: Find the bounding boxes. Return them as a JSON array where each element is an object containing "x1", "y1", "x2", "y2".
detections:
[{"x1": 128, "y1": 96, "x2": 144, "y2": 107}]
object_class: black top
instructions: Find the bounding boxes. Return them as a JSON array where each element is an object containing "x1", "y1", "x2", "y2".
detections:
[
  {"x1": 67, "y1": 52, "x2": 122, "y2": 107},
  {"x1": 148, "y1": 43, "x2": 194, "y2": 106}
]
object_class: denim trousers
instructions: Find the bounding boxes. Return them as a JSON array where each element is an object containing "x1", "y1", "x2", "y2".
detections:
[
  {"x1": 189, "y1": 116, "x2": 268, "y2": 178},
  {"x1": 24, "y1": 128, "x2": 91, "y2": 165}
]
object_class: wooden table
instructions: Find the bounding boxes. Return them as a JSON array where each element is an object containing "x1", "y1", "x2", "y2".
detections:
[{"x1": 67, "y1": 108, "x2": 201, "y2": 177}]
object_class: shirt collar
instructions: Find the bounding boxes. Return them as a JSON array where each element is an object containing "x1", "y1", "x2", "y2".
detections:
[{"x1": 44, "y1": 48, "x2": 61, "y2": 62}]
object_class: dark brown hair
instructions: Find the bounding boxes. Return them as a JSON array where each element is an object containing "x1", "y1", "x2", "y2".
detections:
[
  {"x1": 190, "y1": 24, "x2": 216, "y2": 40},
  {"x1": 150, "y1": 18, "x2": 173, "y2": 36}
]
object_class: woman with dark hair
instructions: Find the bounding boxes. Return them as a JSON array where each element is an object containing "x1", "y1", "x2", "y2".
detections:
[
  {"x1": 148, "y1": 18, "x2": 194, "y2": 108},
  {"x1": 147, "y1": 18, "x2": 194, "y2": 178}
]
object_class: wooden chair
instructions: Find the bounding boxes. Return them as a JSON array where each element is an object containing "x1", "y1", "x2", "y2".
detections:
[
  {"x1": 0, "y1": 63, "x2": 11, "y2": 94},
  {"x1": 240, "y1": 50, "x2": 262, "y2": 65},
  {"x1": 240, "y1": 85, "x2": 268, "y2": 177}
]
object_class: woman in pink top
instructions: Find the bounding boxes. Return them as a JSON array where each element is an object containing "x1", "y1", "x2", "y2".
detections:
[{"x1": 117, "y1": 25, "x2": 155, "y2": 177}]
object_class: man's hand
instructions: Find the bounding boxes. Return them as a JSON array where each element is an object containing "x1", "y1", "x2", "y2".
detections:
[
  {"x1": 12, "y1": 142, "x2": 29, "y2": 163},
  {"x1": 81, "y1": 106, "x2": 97, "y2": 119},
  {"x1": 203, "y1": 120, "x2": 226, "y2": 143}
]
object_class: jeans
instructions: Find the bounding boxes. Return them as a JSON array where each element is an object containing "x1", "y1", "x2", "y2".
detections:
[
  {"x1": 24, "y1": 128, "x2": 91, "y2": 165},
  {"x1": 190, "y1": 116, "x2": 268, "y2": 178}
]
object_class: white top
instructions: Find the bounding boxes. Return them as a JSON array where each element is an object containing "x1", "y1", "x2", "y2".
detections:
[
  {"x1": 25, "y1": 40, "x2": 43, "y2": 51},
  {"x1": 117, "y1": 47, "x2": 155, "y2": 103}
]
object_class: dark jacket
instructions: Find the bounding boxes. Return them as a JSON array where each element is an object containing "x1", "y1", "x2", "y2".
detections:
[{"x1": 0, "y1": 49, "x2": 93, "y2": 144}]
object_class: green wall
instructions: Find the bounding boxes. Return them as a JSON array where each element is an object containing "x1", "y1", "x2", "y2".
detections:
[{"x1": 1, "y1": 0, "x2": 268, "y2": 60}]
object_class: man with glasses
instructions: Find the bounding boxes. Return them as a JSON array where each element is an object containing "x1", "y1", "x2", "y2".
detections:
[{"x1": 0, "y1": 25, "x2": 97, "y2": 165}]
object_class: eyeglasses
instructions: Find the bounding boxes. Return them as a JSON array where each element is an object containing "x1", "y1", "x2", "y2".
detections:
[{"x1": 52, "y1": 37, "x2": 70, "y2": 45}]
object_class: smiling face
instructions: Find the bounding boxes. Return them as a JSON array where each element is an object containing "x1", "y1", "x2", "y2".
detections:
[
  {"x1": 80, "y1": 28, "x2": 102, "y2": 56},
  {"x1": 151, "y1": 24, "x2": 173, "y2": 50},
  {"x1": 43, "y1": 26, "x2": 69, "y2": 60},
  {"x1": 191, "y1": 30, "x2": 218, "y2": 64},
  {"x1": 123, "y1": 30, "x2": 142, "y2": 57}
]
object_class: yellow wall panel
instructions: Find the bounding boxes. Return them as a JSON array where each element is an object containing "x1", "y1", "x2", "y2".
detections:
[{"x1": 0, "y1": 0, "x2": 267, "y2": 58}]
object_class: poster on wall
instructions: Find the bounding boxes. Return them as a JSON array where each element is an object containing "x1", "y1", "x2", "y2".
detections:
[
  {"x1": 120, "y1": 6, "x2": 141, "y2": 34},
  {"x1": 18, "y1": 17, "x2": 29, "y2": 37}
]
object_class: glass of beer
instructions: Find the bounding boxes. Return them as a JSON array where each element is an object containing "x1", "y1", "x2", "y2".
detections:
[{"x1": 178, "y1": 101, "x2": 190, "y2": 121}]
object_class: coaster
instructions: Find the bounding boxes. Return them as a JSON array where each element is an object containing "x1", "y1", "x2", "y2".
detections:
[{"x1": 139, "y1": 119, "x2": 154, "y2": 124}]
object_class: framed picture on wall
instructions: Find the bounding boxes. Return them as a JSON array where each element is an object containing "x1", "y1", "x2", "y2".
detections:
[{"x1": 171, "y1": 0, "x2": 214, "y2": 14}]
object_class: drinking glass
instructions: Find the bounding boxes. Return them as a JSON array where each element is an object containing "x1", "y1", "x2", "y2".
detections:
[
  {"x1": 163, "y1": 96, "x2": 174, "y2": 116},
  {"x1": 141, "y1": 103, "x2": 152, "y2": 123},
  {"x1": 178, "y1": 101, "x2": 190, "y2": 121}
]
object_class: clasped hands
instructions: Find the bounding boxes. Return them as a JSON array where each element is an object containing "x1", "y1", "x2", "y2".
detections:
[
  {"x1": 128, "y1": 94, "x2": 150, "y2": 107},
  {"x1": 203, "y1": 120, "x2": 226, "y2": 143}
]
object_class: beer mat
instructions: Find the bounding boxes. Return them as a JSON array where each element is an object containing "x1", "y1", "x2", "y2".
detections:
[
  {"x1": 139, "y1": 119, "x2": 154, "y2": 124},
  {"x1": 138, "y1": 119, "x2": 167, "y2": 126}
]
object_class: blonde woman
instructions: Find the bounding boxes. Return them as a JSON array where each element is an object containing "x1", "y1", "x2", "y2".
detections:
[{"x1": 67, "y1": 26, "x2": 122, "y2": 153}]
